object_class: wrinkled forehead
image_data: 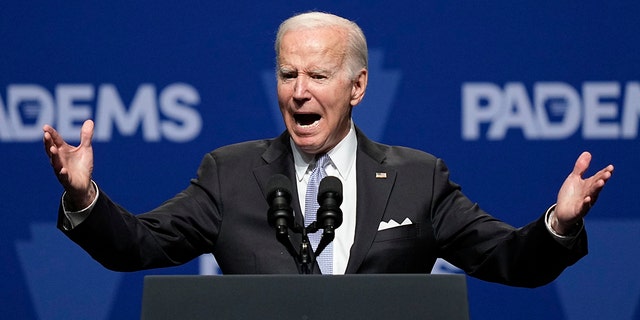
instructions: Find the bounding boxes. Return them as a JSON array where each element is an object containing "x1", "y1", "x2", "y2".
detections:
[{"x1": 277, "y1": 26, "x2": 348, "y2": 65}]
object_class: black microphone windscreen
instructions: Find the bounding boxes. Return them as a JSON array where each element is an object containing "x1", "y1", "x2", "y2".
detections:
[
  {"x1": 266, "y1": 174, "x2": 292, "y2": 200},
  {"x1": 318, "y1": 176, "x2": 342, "y2": 198}
]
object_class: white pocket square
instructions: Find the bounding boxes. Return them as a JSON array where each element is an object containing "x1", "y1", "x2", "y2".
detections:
[{"x1": 378, "y1": 218, "x2": 413, "y2": 231}]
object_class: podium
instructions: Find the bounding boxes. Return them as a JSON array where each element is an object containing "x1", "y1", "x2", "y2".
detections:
[{"x1": 141, "y1": 274, "x2": 469, "y2": 320}]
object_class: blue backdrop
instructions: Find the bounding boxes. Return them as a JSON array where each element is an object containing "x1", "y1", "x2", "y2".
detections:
[{"x1": 2, "y1": 1, "x2": 639, "y2": 319}]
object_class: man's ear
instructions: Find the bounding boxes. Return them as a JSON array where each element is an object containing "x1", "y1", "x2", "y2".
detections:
[{"x1": 350, "y1": 68, "x2": 368, "y2": 106}]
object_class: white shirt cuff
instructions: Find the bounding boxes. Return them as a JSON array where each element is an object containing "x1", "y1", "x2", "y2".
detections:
[
  {"x1": 544, "y1": 204, "x2": 583, "y2": 248},
  {"x1": 61, "y1": 180, "x2": 99, "y2": 230}
]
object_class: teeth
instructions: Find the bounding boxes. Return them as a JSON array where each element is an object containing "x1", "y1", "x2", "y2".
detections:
[
  {"x1": 294, "y1": 113, "x2": 321, "y2": 127},
  {"x1": 298, "y1": 120, "x2": 320, "y2": 128}
]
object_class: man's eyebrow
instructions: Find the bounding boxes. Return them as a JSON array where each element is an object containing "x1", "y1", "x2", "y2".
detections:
[
  {"x1": 307, "y1": 67, "x2": 330, "y2": 73},
  {"x1": 277, "y1": 66, "x2": 335, "y2": 77},
  {"x1": 277, "y1": 66, "x2": 295, "y2": 73}
]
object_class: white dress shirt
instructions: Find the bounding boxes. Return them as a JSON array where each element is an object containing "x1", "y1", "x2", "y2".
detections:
[{"x1": 290, "y1": 123, "x2": 358, "y2": 275}]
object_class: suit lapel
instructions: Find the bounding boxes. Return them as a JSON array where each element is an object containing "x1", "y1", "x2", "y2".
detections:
[
  {"x1": 345, "y1": 129, "x2": 396, "y2": 273},
  {"x1": 253, "y1": 132, "x2": 318, "y2": 272},
  {"x1": 253, "y1": 131, "x2": 304, "y2": 226}
]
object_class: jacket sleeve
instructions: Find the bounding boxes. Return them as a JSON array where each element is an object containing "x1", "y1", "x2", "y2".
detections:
[
  {"x1": 57, "y1": 153, "x2": 223, "y2": 272},
  {"x1": 431, "y1": 158, "x2": 587, "y2": 288}
]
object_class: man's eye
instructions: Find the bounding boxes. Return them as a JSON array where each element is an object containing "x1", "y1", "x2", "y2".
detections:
[
  {"x1": 280, "y1": 72, "x2": 297, "y2": 79},
  {"x1": 311, "y1": 74, "x2": 327, "y2": 80}
]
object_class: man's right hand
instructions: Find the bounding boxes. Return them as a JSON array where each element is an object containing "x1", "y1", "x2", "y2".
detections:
[{"x1": 43, "y1": 119, "x2": 96, "y2": 210}]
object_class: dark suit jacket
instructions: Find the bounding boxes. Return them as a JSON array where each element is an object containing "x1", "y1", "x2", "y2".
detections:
[{"x1": 59, "y1": 128, "x2": 587, "y2": 287}]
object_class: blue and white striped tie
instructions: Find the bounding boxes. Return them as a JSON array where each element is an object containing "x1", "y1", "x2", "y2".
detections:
[{"x1": 304, "y1": 153, "x2": 332, "y2": 274}]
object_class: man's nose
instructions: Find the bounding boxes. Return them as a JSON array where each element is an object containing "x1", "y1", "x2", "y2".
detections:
[{"x1": 293, "y1": 76, "x2": 311, "y2": 100}]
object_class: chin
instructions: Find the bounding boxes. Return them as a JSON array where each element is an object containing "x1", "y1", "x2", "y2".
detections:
[{"x1": 294, "y1": 140, "x2": 318, "y2": 153}]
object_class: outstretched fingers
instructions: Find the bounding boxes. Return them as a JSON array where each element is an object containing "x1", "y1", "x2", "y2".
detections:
[
  {"x1": 43, "y1": 126, "x2": 64, "y2": 174},
  {"x1": 571, "y1": 151, "x2": 592, "y2": 178},
  {"x1": 43, "y1": 124, "x2": 67, "y2": 150},
  {"x1": 556, "y1": 152, "x2": 614, "y2": 226},
  {"x1": 79, "y1": 120, "x2": 95, "y2": 148},
  {"x1": 586, "y1": 164, "x2": 614, "y2": 201}
]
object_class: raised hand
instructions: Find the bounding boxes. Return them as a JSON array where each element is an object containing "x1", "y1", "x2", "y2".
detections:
[
  {"x1": 554, "y1": 152, "x2": 614, "y2": 234},
  {"x1": 43, "y1": 120, "x2": 96, "y2": 210}
]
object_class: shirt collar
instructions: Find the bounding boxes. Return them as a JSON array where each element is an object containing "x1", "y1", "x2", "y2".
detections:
[{"x1": 291, "y1": 122, "x2": 357, "y2": 182}]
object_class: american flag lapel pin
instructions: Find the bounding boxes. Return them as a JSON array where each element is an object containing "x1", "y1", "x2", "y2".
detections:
[{"x1": 375, "y1": 172, "x2": 387, "y2": 179}]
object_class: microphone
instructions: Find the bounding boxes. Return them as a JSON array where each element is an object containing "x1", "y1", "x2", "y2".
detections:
[
  {"x1": 266, "y1": 174, "x2": 294, "y2": 237},
  {"x1": 316, "y1": 176, "x2": 343, "y2": 235},
  {"x1": 266, "y1": 174, "x2": 305, "y2": 273}
]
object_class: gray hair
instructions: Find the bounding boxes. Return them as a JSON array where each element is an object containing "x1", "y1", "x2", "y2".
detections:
[{"x1": 275, "y1": 11, "x2": 368, "y2": 78}]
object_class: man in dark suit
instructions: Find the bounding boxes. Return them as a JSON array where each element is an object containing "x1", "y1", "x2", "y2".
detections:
[{"x1": 43, "y1": 12, "x2": 613, "y2": 287}]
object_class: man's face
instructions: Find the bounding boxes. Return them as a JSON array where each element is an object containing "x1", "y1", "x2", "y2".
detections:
[{"x1": 277, "y1": 26, "x2": 367, "y2": 155}]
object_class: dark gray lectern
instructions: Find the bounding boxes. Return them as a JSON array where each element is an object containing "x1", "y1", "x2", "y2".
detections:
[{"x1": 141, "y1": 274, "x2": 469, "y2": 320}]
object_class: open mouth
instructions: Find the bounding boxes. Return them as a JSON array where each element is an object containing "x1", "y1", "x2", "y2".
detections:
[{"x1": 294, "y1": 113, "x2": 321, "y2": 127}]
